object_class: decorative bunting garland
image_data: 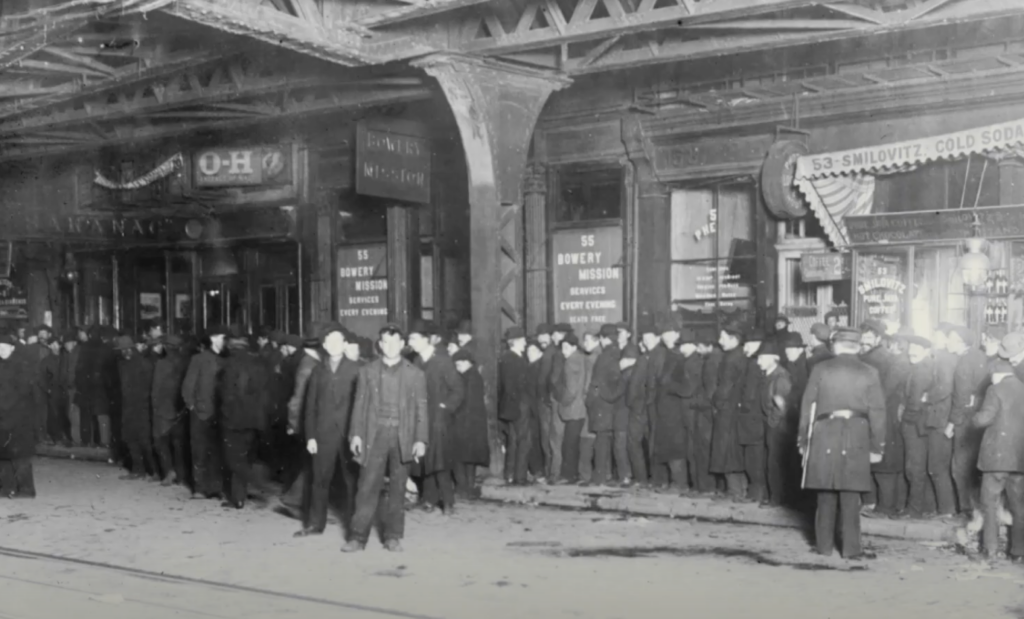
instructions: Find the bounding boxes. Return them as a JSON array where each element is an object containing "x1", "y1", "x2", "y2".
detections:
[{"x1": 93, "y1": 153, "x2": 184, "y2": 190}]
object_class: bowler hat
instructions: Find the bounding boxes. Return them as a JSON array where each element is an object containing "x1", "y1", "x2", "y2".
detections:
[
  {"x1": 284, "y1": 334, "x2": 303, "y2": 349},
  {"x1": 206, "y1": 325, "x2": 227, "y2": 338},
  {"x1": 452, "y1": 347, "x2": 475, "y2": 364},
  {"x1": 504, "y1": 326, "x2": 526, "y2": 340},
  {"x1": 832, "y1": 327, "x2": 862, "y2": 345},
  {"x1": 721, "y1": 321, "x2": 745, "y2": 339},
  {"x1": 656, "y1": 312, "x2": 682, "y2": 335},
  {"x1": 535, "y1": 323, "x2": 552, "y2": 336},
  {"x1": 695, "y1": 328, "x2": 716, "y2": 346},
  {"x1": 562, "y1": 333, "x2": 579, "y2": 348},
  {"x1": 758, "y1": 340, "x2": 782, "y2": 357},
  {"x1": 303, "y1": 322, "x2": 322, "y2": 347},
  {"x1": 114, "y1": 335, "x2": 134, "y2": 350},
  {"x1": 774, "y1": 315, "x2": 790, "y2": 326},
  {"x1": 637, "y1": 318, "x2": 658, "y2": 336},
  {"x1": 409, "y1": 319, "x2": 438, "y2": 337},
  {"x1": 782, "y1": 332, "x2": 805, "y2": 349},
  {"x1": 999, "y1": 332, "x2": 1024, "y2": 359},
  {"x1": 678, "y1": 327, "x2": 697, "y2": 343},
  {"x1": 598, "y1": 324, "x2": 618, "y2": 339}
]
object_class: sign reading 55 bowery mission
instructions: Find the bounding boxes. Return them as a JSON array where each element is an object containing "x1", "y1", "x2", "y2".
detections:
[
  {"x1": 337, "y1": 244, "x2": 389, "y2": 338},
  {"x1": 552, "y1": 226, "x2": 624, "y2": 333}
]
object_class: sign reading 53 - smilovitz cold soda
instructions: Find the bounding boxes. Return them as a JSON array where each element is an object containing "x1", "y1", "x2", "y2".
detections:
[{"x1": 552, "y1": 226, "x2": 624, "y2": 332}]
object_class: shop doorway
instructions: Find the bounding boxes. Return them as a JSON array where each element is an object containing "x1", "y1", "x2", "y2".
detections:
[
  {"x1": 259, "y1": 280, "x2": 299, "y2": 335},
  {"x1": 201, "y1": 279, "x2": 246, "y2": 331}
]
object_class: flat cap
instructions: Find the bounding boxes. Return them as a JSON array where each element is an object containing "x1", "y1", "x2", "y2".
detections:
[
  {"x1": 810, "y1": 323, "x2": 831, "y2": 342},
  {"x1": 206, "y1": 325, "x2": 228, "y2": 337},
  {"x1": 284, "y1": 334, "x2": 303, "y2": 348},
  {"x1": 656, "y1": 313, "x2": 682, "y2": 334},
  {"x1": 535, "y1": 323, "x2": 552, "y2": 336},
  {"x1": 832, "y1": 327, "x2": 862, "y2": 345},
  {"x1": 452, "y1": 347, "x2": 475, "y2": 364},
  {"x1": 114, "y1": 335, "x2": 134, "y2": 350},
  {"x1": 721, "y1": 321, "x2": 745, "y2": 338},
  {"x1": 562, "y1": 333, "x2": 579, "y2": 347},
  {"x1": 321, "y1": 322, "x2": 347, "y2": 340},
  {"x1": 991, "y1": 358, "x2": 1015, "y2": 375},
  {"x1": 599, "y1": 324, "x2": 619, "y2": 338},
  {"x1": 860, "y1": 319, "x2": 887, "y2": 337},
  {"x1": 999, "y1": 332, "x2": 1024, "y2": 360}
]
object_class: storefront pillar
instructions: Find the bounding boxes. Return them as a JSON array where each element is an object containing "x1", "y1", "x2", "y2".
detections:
[
  {"x1": 413, "y1": 53, "x2": 570, "y2": 476},
  {"x1": 386, "y1": 205, "x2": 420, "y2": 332},
  {"x1": 308, "y1": 197, "x2": 336, "y2": 325},
  {"x1": 523, "y1": 162, "x2": 548, "y2": 333},
  {"x1": 622, "y1": 117, "x2": 669, "y2": 328}
]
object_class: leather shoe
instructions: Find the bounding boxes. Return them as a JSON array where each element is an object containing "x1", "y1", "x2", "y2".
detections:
[
  {"x1": 340, "y1": 540, "x2": 365, "y2": 553},
  {"x1": 383, "y1": 539, "x2": 403, "y2": 552},
  {"x1": 293, "y1": 527, "x2": 324, "y2": 538}
]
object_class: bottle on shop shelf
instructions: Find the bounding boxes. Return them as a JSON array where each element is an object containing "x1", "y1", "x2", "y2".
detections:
[
  {"x1": 987, "y1": 271, "x2": 995, "y2": 295},
  {"x1": 1003, "y1": 270, "x2": 1011, "y2": 295},
  {"x1": 986, "y1": 301, "x2": 995, "y2": 325},
  {"x1": 997, "y1": 270, "x2": 1006, "y2": 295}
]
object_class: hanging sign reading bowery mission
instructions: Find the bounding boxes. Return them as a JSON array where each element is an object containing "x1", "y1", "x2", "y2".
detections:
[{"x1": 355, "y1": 121, "x2": 431, "y2": 204}]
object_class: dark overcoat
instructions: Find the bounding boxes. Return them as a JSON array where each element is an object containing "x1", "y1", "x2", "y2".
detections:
[
  {"x1": 221, "y1": 349, "x2": 270, "y2": 431},
  {"x1": 304, "y1": 356, "x2": 360, "y2": 447},
  {"x1": 798, "y1": 354, "x2": 886, "y2": 492},
  {"x1": 451, "y1": 368, "x2": 490, "y2": 466},
  {"x1": 653, "y1": 351, "x2": 702, "y2": 464},
  {"x1": 737, "y1": 356, "x2": 765, "y2": 445},
  {"x1": 498, "y1": 350, "x2": 529, "y2": 423},
  {"x1": 413, "y1": 351, "x2": 464, "y2": 476},
  {"x1": 710, "y1": 346, "x2": 746, "y2": 473},
  {"x1": 0, "y1": 351, "x2": 35, "y2": 459},
  {"x1": 860, "y1": 345, "x2": 905, "y2": 473},
  {"x1": 349, "y1": 358, "x2": 429, "y2": 467},
  {"x1": 974, "y1": 374, "x2": 1024, "y2": 473},
  {"x1": 585, "y1": 344, "x2": 623, "y2": 434},
  {"x1": 119, "y1": 352, "x2": 155, "y2": 443},
  {"x1": 151, "y1": 350, "x2": 189, "y2": 438}
]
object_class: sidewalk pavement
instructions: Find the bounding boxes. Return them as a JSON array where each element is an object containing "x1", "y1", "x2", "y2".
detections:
[
  {"x1": 34, "y1": 444, "x2": 959, "y2": 543},
  {"x1": 479, "y1": 480, "x2": 960, "y2": 543}
]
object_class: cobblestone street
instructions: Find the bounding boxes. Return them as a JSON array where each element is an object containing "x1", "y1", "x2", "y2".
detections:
[{"x1": 1, "y1": 458, "x2": 1023, "y2": 619}]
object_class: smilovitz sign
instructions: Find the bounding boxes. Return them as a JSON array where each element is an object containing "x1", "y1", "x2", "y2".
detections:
[
  {"x1": 795, "y1": 116, "x2": 1024, "y2": 179},
  {"x1": 355, "y1": 121, "x2": 431, "y2": 204}
]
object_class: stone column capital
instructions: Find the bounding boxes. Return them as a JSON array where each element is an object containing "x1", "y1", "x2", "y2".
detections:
[{"x1": 523, "y1": 163, "x2": 547, "y2": 195}]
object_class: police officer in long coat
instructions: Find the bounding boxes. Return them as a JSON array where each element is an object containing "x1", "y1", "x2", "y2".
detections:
[{"x1": 799, "y1": 327, "x2": 886, "y2": 559}]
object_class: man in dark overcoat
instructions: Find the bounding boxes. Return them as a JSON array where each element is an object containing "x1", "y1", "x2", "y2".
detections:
[
  {"x1": 691, "y1": 330, "x2": 718, "y2": 494},
  {"x1": 807, "y1": 323, "x2": 833, "y2": 370},
  {"x1": 151, "y1": 335, "x2": 189, "y2": 486},
  {"x1": 710, "y1": 322, "x2": 747, "y2": 498},
  {"x1": 344, "y1": 324, "x2": 428, "y2": 553},
  {"x1": 116, "y1": 336, "x2": 156, "y2": 480},
  {"x1": 0, "y1": 333, "x2": 36, "y2": 497},
  {"x1": 758, "y1": 340, "x2": 793, "y2": 506},
  {"x1": 182, "y1": 326, "x2": 227, "y2": 499},
  {"x1": 410, "y1": 321, "x2": 465, "y2": 514},
  {"x1": 546, "y1": 323, "x2": 573, "y2": 482},
  {"x1": 647, "y1": 314, "x2": 678, "y2": 487},
  {"x1": 799, "y1": 327, "x2": 886, "y2": 559},
  {"x1": 946, "y1": 325, "x2": 990, "y2": 516},
  {"x1": 277, "y1": 324, "x2": 323, "y2": 520},
  {"x1": 973, "y1": 357, "x2": 1024, "y2": 560},
  {"x1": 737, "y1": 328, "x2": 767, "y2": 503},
  {"x1": 498, "y1": 326, "x2": 530, "y2": 485},
  {"x1": 220, "y1": 330, "x2": 270, "y2": 509},
  {"x1": 653, "y1": 328, "x2": 700, "y2": 492},
  {"x1": 586, "y1": 324, "x2": 622, "y2": 485},
  {"x1": 451, "y1": 348, "x2": 490, "y2": 497},
  {"x1": 858, "y1": 320, "x2": 890, "y2": 512},
  {"x1": 296, "y1": 323, "x2": 359, "y2": 534}
]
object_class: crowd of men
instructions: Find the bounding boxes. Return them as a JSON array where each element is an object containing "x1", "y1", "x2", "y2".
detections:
[
  {"x1": 0, "y1": 312, "x2": 1022, "y2": 560},
  {"x1": 499, "y1": 317, "x2": 1024, "y2": 561}
]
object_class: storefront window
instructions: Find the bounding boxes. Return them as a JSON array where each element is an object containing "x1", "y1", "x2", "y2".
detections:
[
  {"x1": 555, "y1": 166, "x2": 622, "y2": 224},
  {"x1": 670, "y1": 185, "x2": 756, "y2": 327}
]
